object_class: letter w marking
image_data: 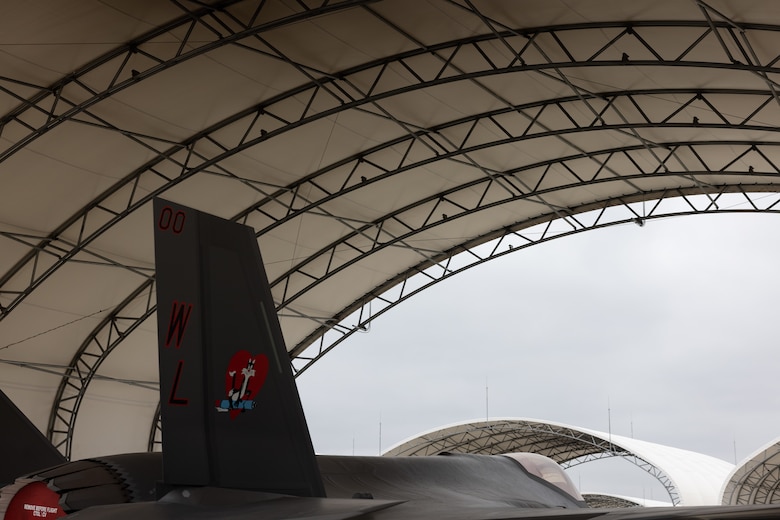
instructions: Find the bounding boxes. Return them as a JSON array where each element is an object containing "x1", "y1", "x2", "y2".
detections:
[{"x1": 166, "y1": 301, "x2": 193, "y2": 348}]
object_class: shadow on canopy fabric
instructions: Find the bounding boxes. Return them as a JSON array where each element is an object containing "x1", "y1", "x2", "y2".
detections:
[{"x1": 2, "y1": 0, "x2": 780, "y2": 461}]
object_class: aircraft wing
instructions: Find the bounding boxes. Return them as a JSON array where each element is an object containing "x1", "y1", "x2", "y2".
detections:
[
  {"x1": 0, "y1": 388, "x2": 65, "y2": 486},
  {"x1": 33, "y1": 490, "x2": 780, "y2": 520}
]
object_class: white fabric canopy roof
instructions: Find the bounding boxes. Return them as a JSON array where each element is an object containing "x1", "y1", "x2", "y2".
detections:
[
  {"x1": 2, "y1": 0, "x2": 780, "y2": 461},
  {"x1": 385, "y1": 418, "x2": 735, "y2": 506},
  {"x1": 722, "y1": 437, "x2": 780, "y2": 505}
]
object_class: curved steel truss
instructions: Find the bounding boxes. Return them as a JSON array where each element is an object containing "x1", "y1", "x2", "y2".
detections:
[
  {"x1": 722, "y1": 441, "x2": 780, "y2": 505},
  {"x1": 4, "y1": 16, "x2": 780, "y2": 323},
  {"x1": 383, "y1": 419, "x2": 683, "y2": 505},
  {"x1": 1, "y1": 1, "x2": 780, "y2": 463},
  {"x1": 288, "y1": 188, "x2": 780, "y2": 375},
  {"x1": 46, "y1": 281, "x2": 157, "y2": 458}
]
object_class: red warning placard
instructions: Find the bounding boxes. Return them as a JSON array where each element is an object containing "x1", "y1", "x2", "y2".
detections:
[{"x1": 3, "y1": 481, "x2": 65, "y2": 520}]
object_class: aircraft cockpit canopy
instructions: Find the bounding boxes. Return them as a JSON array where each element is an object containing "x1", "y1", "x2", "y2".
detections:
[{"x1": 504, "y1": 453, "x2": 583, "y2": 502}]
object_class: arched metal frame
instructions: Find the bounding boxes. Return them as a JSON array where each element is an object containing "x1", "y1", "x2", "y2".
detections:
[
  {"x1": 739, "y1": 466, "x2": 780, "y2": 504},
  {"x1": 288, "y1": 187, "x2": 780, "y2": 375},
  {"x1": 722, "y1": 442, "x2": 780, "y2": 505},
  {"x1": 6, "y1": 15, "x2": 780, "y2": 325},
  {"x1": 382, "y1": 419, "x2": 682, "y2": 505},
  {"x1": 47, "y1": 281, "x2": 157, "y2": 457},
  {"x1": 0, "y1": 1, "x2": 778, "y2": 458}
]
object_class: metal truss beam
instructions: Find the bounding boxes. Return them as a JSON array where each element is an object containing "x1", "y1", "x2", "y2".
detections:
[
  {"x1": 267, "y1": 135, "x2": 780, "y2": 301},
  {"x1": 744, "y1": 465, "x2": 780, "y2": 504},
  {"x1": 46, "y1": 279, "x2": 157, "y2": 459},
  {"x1": 738, "y1": 465, "x2": 780, "y2": 504},
  {"x1": 380, "y1": 419, "x2": 680, "y2": 504},
  {"x1": 4, "y1": 19, "x2": 780, "y2": 322},
  {"x1": 5, "y1": 97, "x2": 777, "y2": 321},
  {"x1": 17, "y1": 13, "x2": 780, "y2": 464},
  {"x1": 52, "y1": 186, "x2": 780, "y2": 458},
  {"x1": 0, "y1": 0, "x2": 373, "y2": 322},
  {"x1": 724, "y1": 446, "x2": 780, "y2": 505},
  {"x1": 148, "y1": 401, "x2": 162, "y2": 453},
  {"x1": 236, "y1": 85, "x2": 780, "y2": 235},
  {"x1": 281, "y1": 145, "x2": 780, "y2": 360},
  {"x1": 561, "y1": 448, "x2": 681, "y2": 505},
  {"x1": 0, "y1": 0, "x2": 372, "y2": 165},
  {"x1": 289, "y1": 188, "x2": 780, "y2": 374}
]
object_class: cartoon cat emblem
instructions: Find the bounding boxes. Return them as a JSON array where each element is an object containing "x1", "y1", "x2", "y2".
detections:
[{"x1": 215, "y1": 350, "x2": 269, "y2": 419}]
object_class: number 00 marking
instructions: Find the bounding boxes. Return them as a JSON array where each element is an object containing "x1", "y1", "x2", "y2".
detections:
[{"x1": 158, "y1": 207, "x2": 186, "y2": 234}]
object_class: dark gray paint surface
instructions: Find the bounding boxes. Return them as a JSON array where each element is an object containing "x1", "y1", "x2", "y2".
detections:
[
  {"x1": 153, "y1": 199, "x2": 324, "y2": 496},
  {"x1": 0, "y1": 387, "x2": 65, "y2": 486}
]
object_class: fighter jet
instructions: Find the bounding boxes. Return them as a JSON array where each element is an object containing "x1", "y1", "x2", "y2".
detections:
[{"x1": 2, "y1": 199, "x2": 779, "y2": 520}]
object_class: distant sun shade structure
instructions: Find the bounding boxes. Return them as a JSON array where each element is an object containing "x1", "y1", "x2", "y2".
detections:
[
  {"x1": 722, "y1": 438, "x2": 780, "y2": 505},
  {"x1": 384, "y1": 418, "x2": 735, "y2": 506}
]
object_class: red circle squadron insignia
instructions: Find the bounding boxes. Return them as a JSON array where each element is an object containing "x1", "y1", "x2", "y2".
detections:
[
  {"x1": 3, "y1": 481, "x2": 66, "y2": 520},
  {"x1": 215, "y1": 350, "x2": 269, "y2": 419}
]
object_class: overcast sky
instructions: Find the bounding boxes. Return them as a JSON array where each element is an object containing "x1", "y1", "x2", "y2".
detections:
[{"x1": 296, "y1": 211, "x2": 780, "y2": 501}]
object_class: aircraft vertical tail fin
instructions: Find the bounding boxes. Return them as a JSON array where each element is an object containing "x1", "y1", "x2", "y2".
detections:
[
  {"x1": 0, "y1": 388, "x2": 66, "y2": 486},
  {"x1": 152, "y1": 199, "x2": 324, "y2": 497}
]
